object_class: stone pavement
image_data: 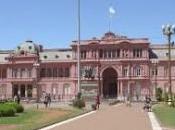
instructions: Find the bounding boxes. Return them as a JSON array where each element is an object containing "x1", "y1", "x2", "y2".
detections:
[{"x1": 48, "y1": 103, "x2": 153, "y2": 130}]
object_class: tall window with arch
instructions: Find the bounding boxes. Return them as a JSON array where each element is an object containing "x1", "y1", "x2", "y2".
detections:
[
  {"x1": 133, "y1": 65, "x2": 141, "y2": 76},
  {"x1": 63, "y1": 84, "x2": 71, "y2": 96}
]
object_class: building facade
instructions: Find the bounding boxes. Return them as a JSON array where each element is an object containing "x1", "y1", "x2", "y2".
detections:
[{"x1": 0, "y1": 32, "x2": 175, "y2": 101}]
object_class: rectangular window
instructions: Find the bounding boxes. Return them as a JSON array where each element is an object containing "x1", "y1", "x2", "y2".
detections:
[
  {"x1": 53, "y1": 68, "x2": 58, "y2": 77},
  {"x1": 123, "y1": 67, "x2": 128, "y2": 77},
  {"x1": 81, "y1": 51, "x2": 86, "y2": 59},
  {"x1": 99, "y1": 49, "x2": 103, "y2": 58},
  {"x1": 40, "y1": 68, "x2": 46, "y2": 77},
  {"x1": 2, "y1": 69, "x2": 7, "y2": 79},
  {"x1": 92, "y1": 50, "x2": 97, "y2": 59},
  {"x1": 104, "y1": 50, "x2": 107, "y2": 58},
  {"x1": 47, "y1": 68, "x2": 52, "y2": 77},
  {"x1": 28, "y1": 68, "x2": 32, "y2": 77},
  {"x1": 108, "y1": 50, "x2": 112, "y2": 58},
  {"x1": 59, "y1": 68, "x2": 63, "y2": 77},
  {"x1": 151, "y1": 68, "x2": 158, "y2": 76},
  {"x1": 117, "y1": 49, "x2": 120, "y2": 58},
  {"x1": 133, "y1": 49, "x2": 142, "y2": 58},
  {"x1": 65, "y1": 68, "x2": 70, "y2": 77},
  {"x1": 164, "y1": 66, "x2": 168, "y2": 77},
  {"x1": 112, "y1": 50, "x2": 116, "y2": 58},
  {"x1": 12, "y1": 68, "x2": 18, "y2": 78},
  {"x1": 20, "y1": 68, "x2": 25, "y2": 77}
]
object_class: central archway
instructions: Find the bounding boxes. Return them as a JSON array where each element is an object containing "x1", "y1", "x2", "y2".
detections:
[{"x1": 102, "y1": 67, "x2": 118, "y2": 98}]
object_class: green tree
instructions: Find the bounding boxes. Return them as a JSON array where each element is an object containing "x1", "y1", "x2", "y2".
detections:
[{"x1": 156, "y1": 88, "x2": 163, "y2": 101}]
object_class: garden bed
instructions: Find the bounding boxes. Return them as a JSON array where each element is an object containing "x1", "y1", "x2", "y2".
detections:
[
  {"x1": 0, "y1": 107, "x2": 87, "y2": 130},
  {"x1": 153, "y1": 103, "x2": 175, "y2": 129}
]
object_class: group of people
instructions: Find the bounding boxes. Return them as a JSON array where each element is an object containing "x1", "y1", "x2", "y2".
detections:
[
  {"x1": 43, "y1": 93, "x2": 51, "y2": 108},
  {"x1": 143, "y1": 95, "x2": 152, "y2": 112},
  {"x1": 125, "y1": 95, "x2": 152, "y2": 111}
]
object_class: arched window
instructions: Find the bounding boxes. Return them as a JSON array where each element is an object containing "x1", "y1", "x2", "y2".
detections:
[
  {"x1": 63, "y1": 84, "x2": 71, "y2": 95},
  {"x1": 133, "y1": 66, "x2": 141, "y2": 76},
  {"x1": 52, "y1": 84, "x2": 58, "y2": 95}
]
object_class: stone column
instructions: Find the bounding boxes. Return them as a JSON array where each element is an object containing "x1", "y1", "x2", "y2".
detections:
[
  {"x1": 127, "y1": 82, "x2": 130, "y2": 96},
  {"x1": 18, "y1": 84, "x2": 21, "y2": 96},
  {"x1": 100, "y1": 80, "x2": 103, "y2": 98},
  {"x1": 120, "y1": 81, "x2": 123, "y2": 100},
  {"x1": 117, "y1": 81, "x2": 120, "y2": 99}
]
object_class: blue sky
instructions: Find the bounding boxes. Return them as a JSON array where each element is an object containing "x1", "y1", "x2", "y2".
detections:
[{"x1": 0, "y1": 0, "x2": 175, "y2": 50}]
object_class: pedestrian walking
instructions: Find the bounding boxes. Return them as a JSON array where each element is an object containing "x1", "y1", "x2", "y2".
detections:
[
  {"x1": 44, "y1": 94, "x2": 48, "y2": 108},
  {"x1": 126, "y1": 95, "x2": 131, "y2": 107},
  {"x1": 48, "y1": 93, "x2": 51, "y2": 107},
  {"x1": 143, "y1": 95, "x2": 152, "y2": 112},
  {"x1": 96, "y1": 94, "x2": 100, "y2": 109},
  {"x1": 14, "y1": 95, "x2": 17, "y2": 102},
  {"x1": 17, "y1": 94, "x2": 20, "y2": 104}
]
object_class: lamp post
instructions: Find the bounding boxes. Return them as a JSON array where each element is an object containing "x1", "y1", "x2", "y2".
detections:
[
  {"x1": 151, "y1": 59, "x2": 159, "y2": 98},
  {"x1": 33, "y1": 62, "x2": 40, "y2": 108},
  {"x1": 162, "y1": 24, "x2": 175, "y2": 105},
  {"x1": 77, "y1": 0, "x2": 81, "y2": 95}
]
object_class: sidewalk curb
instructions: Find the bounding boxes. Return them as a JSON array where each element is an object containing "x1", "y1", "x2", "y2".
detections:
[
  {"x1": 39, "y1": 111, "x2": 96, "y2": 130},
  {"x1": 148, "y1": 112, "x2": 162, "y2": 130}
]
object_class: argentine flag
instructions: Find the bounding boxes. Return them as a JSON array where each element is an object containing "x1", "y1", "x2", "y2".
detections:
[{"x1": 109, "y1": 6, "x2": 116, "y2": 15}]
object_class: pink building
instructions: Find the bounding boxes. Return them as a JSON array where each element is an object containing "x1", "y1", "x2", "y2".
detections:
[{"x1": 0, "y1": 32, "x2": 174, "y2": 101}]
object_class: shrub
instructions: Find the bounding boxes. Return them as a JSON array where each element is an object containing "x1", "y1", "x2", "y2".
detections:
[
  {"x1": 163, "y1": 92, "x2": 169, "y2": 102},
  {"x1": 91, "y1": 104, "x2": 96, "y2": 110},
  {"x1": 15, "y1": 104, "x2": 24, "y2": 113},
  {"x1": 73, "y1": 99, "x2": 85, "y2": 109},
  {"x1": 155, "y1": 88, "x2": 163, "y2": 101},
  {"x1": 5, "y1": 102, "x2": 24, "y2": 113},
  {"x1": 77, "y1": 92, "x2": 82, "y2": 100},
  {"x1": 0, "y1": 104, "x2": 15, "y2": 117}
]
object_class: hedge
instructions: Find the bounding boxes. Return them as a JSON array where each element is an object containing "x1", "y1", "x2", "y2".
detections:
[
  {"x1": 5, "y1": 102, "x2": 24, "y2": 113},
  {"x1": 0, "y1": 104, "x2": 15, "y2": 117},
  {"x1": 0, "y1": 102, "x2": 24, "y2": 117}
]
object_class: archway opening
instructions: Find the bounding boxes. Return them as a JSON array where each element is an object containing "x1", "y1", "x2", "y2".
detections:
[{"x1": 102, "y1": 67, "x2": 118, "y2": 98}]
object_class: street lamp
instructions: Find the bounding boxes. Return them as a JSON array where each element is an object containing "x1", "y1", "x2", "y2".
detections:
[
  {"x1": 33, "y1": 62, "x2": 40, "y2": 108},
  {"x1": 162, "y1": 24, "x2": 175, "y2": 105},
  {"x1": 77, "y1": 0, "x2": 81, "y2": 95},
  {"x1": 151, "y1": 59, "x2": 159, "y2": 98}
]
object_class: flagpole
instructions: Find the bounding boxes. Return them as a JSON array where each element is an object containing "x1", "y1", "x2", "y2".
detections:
[
  {"x1": 109, "y1": 14, "x2": 112, "y2": 32},
  {"x1": 109, "y1": 6, "x2": 115, "y2": 32},
  {"x1": 77, "y1": 0, "x2": 81, "y2": 94}
]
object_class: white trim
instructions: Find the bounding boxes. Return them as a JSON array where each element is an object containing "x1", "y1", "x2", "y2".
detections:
[
  {"x1": 39, "y1": 111, "x2": 96, "y2": 130},
  {"x1": 148, "y1": 112, "x2": 162, "y2": 130}
]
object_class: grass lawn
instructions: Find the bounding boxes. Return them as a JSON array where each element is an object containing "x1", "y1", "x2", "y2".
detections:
[
  {"x1": 0, "y1": 107, "x2": 87, "y2": 130},
  {"x1": 153, "y1": 103, "x2": 175, "y2": 128}
]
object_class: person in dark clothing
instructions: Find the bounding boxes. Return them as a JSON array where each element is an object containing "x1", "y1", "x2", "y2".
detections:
[
  {"x1": 48, "y1": 93, "x2": 51, "y2": 107},
  {"x1": 143, "y1": 95, "x2": 152, "y2": 112},
  {"x1": 17, "y1": 94, "x2": 20, "y2": 104},
  {"x1": 96, "y1": 94, "x2": 100, "y2": 109},
  {"x1": 44, "y1": 94, "x2": 48, "y2": 108}
]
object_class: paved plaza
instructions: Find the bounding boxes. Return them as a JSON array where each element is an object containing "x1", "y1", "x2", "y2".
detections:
[{"x1": 44, "y1": 103, "x2": 153, "y2": 130}]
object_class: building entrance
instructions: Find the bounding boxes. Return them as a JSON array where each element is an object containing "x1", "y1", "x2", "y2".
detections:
[
  {"x1": 12, "y1": 84, "x2": 33, "y2": 98},
  {"x1": 102, "y1": 68, "x2": 118, "y2": 98}
]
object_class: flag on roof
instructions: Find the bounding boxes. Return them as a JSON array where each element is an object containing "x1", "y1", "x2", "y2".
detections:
[{"x1": 109, "y1": 6, "x2": 116, "y2": 15}]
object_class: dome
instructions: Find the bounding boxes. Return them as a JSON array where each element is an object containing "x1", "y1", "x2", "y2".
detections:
[{"x1": 14, "y1": 40, "x2": 40, "y2": 54}]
